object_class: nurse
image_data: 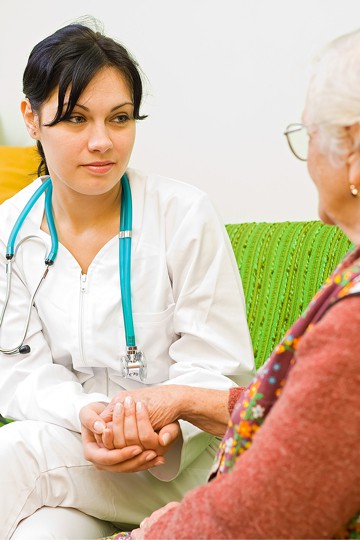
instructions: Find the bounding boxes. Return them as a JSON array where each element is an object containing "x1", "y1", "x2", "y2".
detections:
[{"x1": 0, "y1": 22, "x2": 254, "y2": 539}]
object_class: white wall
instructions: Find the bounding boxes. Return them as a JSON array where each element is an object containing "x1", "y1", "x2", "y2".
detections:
[{"x1": 0, "y1": 0, "x2": 359, "y2": 223}]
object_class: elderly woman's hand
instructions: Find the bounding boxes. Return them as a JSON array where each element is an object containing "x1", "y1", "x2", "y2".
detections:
[
  {"x1": 100, "y1": 384, "x2": 231, "y2": 439},
  {"x1": 100, "y1": 385, "x2": 183, "y2": 432},
  {"x1": 130, "y1": 502, "x2": 181, "y2": 539}
]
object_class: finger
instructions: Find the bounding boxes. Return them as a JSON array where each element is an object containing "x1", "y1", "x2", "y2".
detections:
[
  {"x1": 96, "y1": 450, "x2": 164, "y2": 473},
  {"x1": 135, "y1": 401, "x2": 160, "y2": 450},
  {"x1": 94, "y1": 433, "x2": 103, "y2": 447},
  {"x1": 81, "y1": 424, "x2": 97, "y2": 448},
  {"x1": 99, "y1": 390, "x2": 129, "y2": 421},
  {"x1": 95, "y1": 419, "x2": 114, "y2": 447},
  {"x1": 130, "y1": 527, "x2": 143, "y2": 540},
  {"x1": 123, "y1": 395, "x2": 140, "y2": 446},
  {"x1": 81, "y1": 419, "x2": 137, "y2": 463},
  {"x1": 140, "y1": 501, "x2": 179, "y2": 530},
  {"x1": 158, "y1": 421, "x2": 181, "y2": 447},
  {"x1": 80, "y1": 402, "x2": 107, "y2": 435},
  {"x1": 113, "y1": 402, "x2": 126, "y2": 448},
  {"x1": 101, "y1": 427, "x2": 114, "y2": 450},
  {"x1": 83, "y1": 438, "x2": 143, "y2": 467},
  {"x1": 99, "y1": 403, "x2": 114, "y2": 423}
]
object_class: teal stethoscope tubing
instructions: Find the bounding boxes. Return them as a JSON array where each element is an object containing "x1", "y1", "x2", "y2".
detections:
[
  {"x1": 1, "y1": 177, "x2": 58, "y2": 354},
  {"x1": 1, "y1": 173, "x2": 136, "y2": 355},
  {"x1": 6, "y1": 177, "x2": 58, "y2": 263},
  {"x1": 119, "y1": 174, "x2": 135, "y2": 347}
]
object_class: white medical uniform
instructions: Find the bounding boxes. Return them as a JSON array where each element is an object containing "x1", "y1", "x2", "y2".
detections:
[{"x1": 0, "y1": 169, "x2": 254, "y2": 539}]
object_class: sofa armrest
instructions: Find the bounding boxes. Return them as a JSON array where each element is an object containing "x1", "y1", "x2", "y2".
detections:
[{"x1": 0, "y1": 145, "x2": 39, "y2": 203}]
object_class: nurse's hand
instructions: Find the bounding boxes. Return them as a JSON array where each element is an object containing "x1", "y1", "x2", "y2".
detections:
[
  {"x1": 109, "y1": 395, "x2": 180, "y2": 454},
  {"x1": 80, "y1": 402, "x2": 155, "y2": 472},
  {"x1": 100, "y1": 396, "x2": 181, "y2": 467},
  {"x1": 80, "y1": 401, "x2": 180, "y2": 473}
]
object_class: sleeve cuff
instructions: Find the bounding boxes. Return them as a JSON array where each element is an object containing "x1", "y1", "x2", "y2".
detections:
[{"x1": 228, "y1": 387, "x2": 245, "y2": 414}]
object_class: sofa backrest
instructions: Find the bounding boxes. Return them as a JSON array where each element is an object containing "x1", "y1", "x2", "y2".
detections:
[
  {"x1": 227, "y1": 222, "x2": 352, "y2": 369},
  {"x1": 0, "y1": 145, "x2": 353, "y2": 371}
]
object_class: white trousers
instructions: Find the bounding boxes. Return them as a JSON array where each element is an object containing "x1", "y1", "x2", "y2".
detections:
[{"x1": 1, "y1": 420, "x2": 216, "y2": 540}]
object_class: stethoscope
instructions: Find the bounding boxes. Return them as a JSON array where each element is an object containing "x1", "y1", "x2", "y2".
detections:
[{"x1": 0, "y1": 174, "x2": 147, "y2": 382}]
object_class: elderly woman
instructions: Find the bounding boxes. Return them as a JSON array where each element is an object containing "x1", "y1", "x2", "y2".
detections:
[{"x1": 92, "y1": 27, "x2": 360, "y2": 540}]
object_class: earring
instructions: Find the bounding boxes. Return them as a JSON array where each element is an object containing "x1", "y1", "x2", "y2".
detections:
[{"x1": 350, "y1": 184, "x2": 359, "y2": 197}]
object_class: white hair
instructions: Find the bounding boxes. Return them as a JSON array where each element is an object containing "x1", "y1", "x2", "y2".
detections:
[{"x1": 305, "y1": 28, "x2": 360, "y2": 165}]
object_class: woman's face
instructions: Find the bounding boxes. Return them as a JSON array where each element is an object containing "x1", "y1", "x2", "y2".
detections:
[
  {"x1": 306, "y1": 123, "x2": 353, "y2": 226},
  {"x1": 25, "y1": 66, "x2": 136, "y2": 197}
]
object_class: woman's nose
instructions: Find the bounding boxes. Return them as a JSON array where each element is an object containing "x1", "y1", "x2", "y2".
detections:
[{"x1": 87, "y1": 123, "x2": 113, "y2": 153}]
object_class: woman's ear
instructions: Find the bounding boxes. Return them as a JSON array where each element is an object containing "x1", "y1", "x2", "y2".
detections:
[
  {"x1": 346, "y1": 124, "x2": 360, "y2": 196},
  {"x1": 21, "y1": 99, "x2": 39, "y2": 140}
]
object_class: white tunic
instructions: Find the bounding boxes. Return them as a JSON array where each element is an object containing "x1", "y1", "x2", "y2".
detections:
[{"x1": 0, "y1": 168, "x2": 254, "y2": 481}]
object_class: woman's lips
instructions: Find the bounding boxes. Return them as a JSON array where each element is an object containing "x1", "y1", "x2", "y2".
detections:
[{"x1": 82, "y1": 161, "x2": 115, "y2": 174}]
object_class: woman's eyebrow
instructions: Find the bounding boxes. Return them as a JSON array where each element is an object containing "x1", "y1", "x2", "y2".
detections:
[{"x1": 68, "y1": 102, "x2": 134, "y2": 112}]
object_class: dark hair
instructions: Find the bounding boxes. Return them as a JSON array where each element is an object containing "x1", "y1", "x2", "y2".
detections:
[{"x1": 23, "y1": 23, "x2": 147, "y2": 176}]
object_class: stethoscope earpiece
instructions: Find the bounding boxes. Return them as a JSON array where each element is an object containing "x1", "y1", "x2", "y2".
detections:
[{"x1": 19, "y1": 345, "x2": 31, "y2": 354}]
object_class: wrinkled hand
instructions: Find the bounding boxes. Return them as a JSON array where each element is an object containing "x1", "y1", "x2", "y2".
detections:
[
  {"x1": 131, "y1": 502, "x2": 181, "y2": 539},
  {"x1": 101, "y1": 395, "x2": 180, "y2": 452},
  {"x1": 80, "y1": 400, "x2": 180, "y2": 473},
  {"x1": 100, "y1": 385, "x2": 183, "y2": 432}
]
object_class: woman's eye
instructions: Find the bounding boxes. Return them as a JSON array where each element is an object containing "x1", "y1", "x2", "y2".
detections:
[
  {"x1": 113, "y1": 114, "x2": 130, "y2": 124},
  {"x1": 68, "y1": 115, "x2": 85, "y2": 124}
]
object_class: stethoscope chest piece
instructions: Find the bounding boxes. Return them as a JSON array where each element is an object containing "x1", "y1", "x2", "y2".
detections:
[{"x1": 121, "y1": 347, "x2": 147, "y2": 382}]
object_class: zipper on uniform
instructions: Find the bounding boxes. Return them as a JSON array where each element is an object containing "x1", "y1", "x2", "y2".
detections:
[{"x1": 79, "y1": 274, "x2": 88, "y2": 365}]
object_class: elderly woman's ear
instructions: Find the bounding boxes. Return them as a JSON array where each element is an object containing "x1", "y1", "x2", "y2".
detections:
[{"x1": 347, "y1": 124, "x2": 360, "y2": 197}]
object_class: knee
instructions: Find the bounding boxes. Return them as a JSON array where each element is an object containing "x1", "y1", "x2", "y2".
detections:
[{"x1": 0, "y1": 420, "x2": 48, "y2": 472}]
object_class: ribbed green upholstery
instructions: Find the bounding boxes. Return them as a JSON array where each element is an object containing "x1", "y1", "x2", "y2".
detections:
[
  {"x1": 0, "y1": 414, "x2": 12, "y2": 427},
  {"x1": 226, "y1": 221, "x2": 352, "y2": 370}
]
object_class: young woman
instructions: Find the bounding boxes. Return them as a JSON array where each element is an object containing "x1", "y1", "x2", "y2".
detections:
[{"x1": 0, "y1": 22, "x2": 254, "y2": 539}]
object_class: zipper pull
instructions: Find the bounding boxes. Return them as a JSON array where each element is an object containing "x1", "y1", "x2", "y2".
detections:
[{"x1": 80, "y1": 274, "x2": 87, "y2": 292}]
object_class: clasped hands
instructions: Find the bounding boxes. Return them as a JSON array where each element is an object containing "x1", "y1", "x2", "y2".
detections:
[{"x1": 79, "y1": 388, "x2": 181, "y2": 473}]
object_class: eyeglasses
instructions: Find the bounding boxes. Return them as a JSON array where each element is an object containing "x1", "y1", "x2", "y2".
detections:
[{"x1": 284, "y1": 123, "x2": 309, "y2": 161}]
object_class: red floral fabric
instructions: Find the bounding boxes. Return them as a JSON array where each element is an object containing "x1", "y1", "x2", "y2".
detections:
[{"x1": 210, "y1": 247, "x2": 360, "y2": 539}]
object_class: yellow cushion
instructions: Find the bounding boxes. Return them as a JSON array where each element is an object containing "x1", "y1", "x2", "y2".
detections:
[{"x1": 0, "y1": 146, "x2": 39, "y2": 204}]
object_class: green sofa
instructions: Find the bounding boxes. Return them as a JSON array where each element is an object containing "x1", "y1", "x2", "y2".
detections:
[
  {"x1": 0, "y1": 146, "x2": 353, "y2": 425},
  {"x1": 226, "y1": 221, "x2": 351, "y2": 369}
]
